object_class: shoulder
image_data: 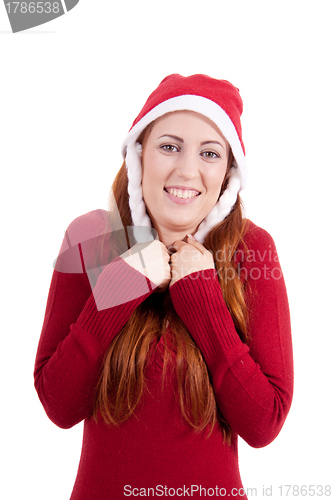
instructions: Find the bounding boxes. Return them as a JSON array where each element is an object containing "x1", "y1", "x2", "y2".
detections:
[
  {"x1": 235, "y1": 219, "x2": 282, "y2": 273},
  {"x1": 64, "y1": 209, "x2": 111, "y2": 247},
  {"x1": 55, "y1": 209, "x2": 113, "y2": 273},
  {"x1": 242, "y1": 219, "x2": 277, "y2": 251}
]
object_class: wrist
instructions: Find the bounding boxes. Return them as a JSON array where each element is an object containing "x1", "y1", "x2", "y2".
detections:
[
  {"x1": 170, "y1": 264, "x2": 215, "y2": 287},
  {"x1": 120, "y1": 252, "x2": 145, "y2": 276}
]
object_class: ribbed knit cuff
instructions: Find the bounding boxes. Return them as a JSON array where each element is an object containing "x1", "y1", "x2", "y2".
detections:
[
  {"x1": 169, "y1": 269, "x2": 246, "y2": 363},
  {"x1": 76, "y1": 257, "x2": 155, "y2": 349}
]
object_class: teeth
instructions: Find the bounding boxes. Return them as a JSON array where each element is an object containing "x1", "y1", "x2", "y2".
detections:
[{"x1": 167, "y1": 188, "x2": 199, "y2": 199}]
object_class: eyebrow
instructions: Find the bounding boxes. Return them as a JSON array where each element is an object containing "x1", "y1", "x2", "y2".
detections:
[
  {"x1": 201, "y1": 140, "x2": 226, "y2": 149},
  {"x1": 158, "y1": 134, "x2": 184, "y2": 143},
  {"x1": 157, "y1": 135, "x2": 226, "y2": 149}
]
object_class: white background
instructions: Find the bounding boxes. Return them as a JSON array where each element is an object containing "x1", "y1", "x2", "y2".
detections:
[{"x1": 1, "y1": 1, "x2": 332, "y2": 498}]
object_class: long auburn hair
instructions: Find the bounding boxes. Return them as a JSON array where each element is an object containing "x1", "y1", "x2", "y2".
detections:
[{"x1": 93, "y1": 125, "x2": 249, "y2": 443}]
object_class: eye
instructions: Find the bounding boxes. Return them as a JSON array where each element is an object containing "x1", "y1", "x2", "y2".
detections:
[
  {"x1": 201, "y1": 150, "x2": 221, "y2": 159},
  {"x1": 160, "y1": 144, "x2": 179, "y2": 153}
]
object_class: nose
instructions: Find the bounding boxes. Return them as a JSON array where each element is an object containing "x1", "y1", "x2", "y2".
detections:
[{"x1": 175, "y1": 149, "x2": 199, "y2": 180}]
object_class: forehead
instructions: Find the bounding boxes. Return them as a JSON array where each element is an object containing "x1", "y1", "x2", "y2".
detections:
[{"x1": 149, "y1": 110, "x2": 228, "y2": 141}]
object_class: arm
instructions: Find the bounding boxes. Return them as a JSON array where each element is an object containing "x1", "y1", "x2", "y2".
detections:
[
  {"x1": 169, "y1": 225, "x2": 293, "y2": 448},
  {"x1": 34, "y1": 212, "x2": 156, "y2": 429}
]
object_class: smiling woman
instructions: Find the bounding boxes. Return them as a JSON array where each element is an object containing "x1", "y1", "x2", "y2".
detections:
[
  {"x1": 34, "y1": 74, "x2": 293, "y2": 500},
  {"x1": 141, "y1": 111, "x2": 230, "y2": 246}
]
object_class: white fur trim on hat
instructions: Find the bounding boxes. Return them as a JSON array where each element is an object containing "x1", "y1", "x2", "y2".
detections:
[{"x1": 122, "y1": 95, "x2": 247, "y2": 243}]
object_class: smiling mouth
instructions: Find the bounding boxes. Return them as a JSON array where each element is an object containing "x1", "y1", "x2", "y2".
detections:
[{"x1": 164, "y1": 187, "x2": 201, "y2": 199}]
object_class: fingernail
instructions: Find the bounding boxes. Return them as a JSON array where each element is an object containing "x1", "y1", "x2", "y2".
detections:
[{"x1": 187, "y1": 234, "x2": 196, "y2": 240}]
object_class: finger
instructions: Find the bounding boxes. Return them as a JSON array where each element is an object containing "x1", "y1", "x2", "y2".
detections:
[
  {"x1": 184, "y1": 237, "x2": 207, "y2": 254},
  {"x1": 168, "y1": 240, "x2": 189, "y2": 253}
]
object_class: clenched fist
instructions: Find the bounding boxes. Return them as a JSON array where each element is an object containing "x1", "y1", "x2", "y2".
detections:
[{"x1": 169, "y1": 235, "x2": 215, "y2": 287}]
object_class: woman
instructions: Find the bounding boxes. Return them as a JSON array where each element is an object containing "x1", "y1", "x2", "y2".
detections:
[{"x1": 34, "y1": 74, "x2": 293, "y2": 499}]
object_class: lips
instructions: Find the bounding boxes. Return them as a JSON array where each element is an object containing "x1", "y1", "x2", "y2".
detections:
[{"x1": 164, "y1": 187, "x2": 201, "y2": 199}]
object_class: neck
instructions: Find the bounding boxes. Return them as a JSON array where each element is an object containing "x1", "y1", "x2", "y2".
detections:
[{"x1": 156, "y1": 227, "x2": 195, "y2": 248}]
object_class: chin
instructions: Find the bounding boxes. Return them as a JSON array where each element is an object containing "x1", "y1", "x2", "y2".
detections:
[{"x1": 167, "y1": 223, "x2": 198, "y2": 234}]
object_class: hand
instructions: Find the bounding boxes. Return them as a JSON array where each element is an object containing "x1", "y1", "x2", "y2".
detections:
[
  {"x1": 169, "y1": 236, "x2": 215, "y2": 288},
  {"x1": 120, "y1": 240, "x2": 171, "y2": 292}
]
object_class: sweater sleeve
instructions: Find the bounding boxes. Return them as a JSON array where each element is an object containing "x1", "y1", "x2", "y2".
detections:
[
  {"x1": 169, "y1": 223, "x2": 293, "y2": 448},
  {"x1": 34, "y1": 212, "x2": 155, "y2": 429}
]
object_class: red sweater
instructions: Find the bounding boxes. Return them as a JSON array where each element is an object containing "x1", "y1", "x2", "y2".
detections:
[{"x1": 34, "y1": 210, "x2": 293, "y2": 499}]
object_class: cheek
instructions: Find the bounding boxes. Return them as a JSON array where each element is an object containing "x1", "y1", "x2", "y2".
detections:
[
  {"x1": 207, "y1": 168, "x2": 226, "y2": 190},
  {"x1": 142, "y1": 149, "x2": 160, "y2": 177},
  {"x1": 205, "y1": 165, "x2": 228, "y2": 200},
  {"x1": 141, "y1": 156, "x2": 159, "y2": 210},
  {"x1": 141, "y1": 152, "x2": 154, "y2": 191},
  {"x1": 143, "y1": 150, "x2": 173, "y2": 187}
]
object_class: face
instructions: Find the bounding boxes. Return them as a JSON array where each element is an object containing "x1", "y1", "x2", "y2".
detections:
[{"x1": 141, "y1": 110, "x2": 230, "y2": 244}]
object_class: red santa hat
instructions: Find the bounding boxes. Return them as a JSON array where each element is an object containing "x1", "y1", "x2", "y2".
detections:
[{"x1": 121, "y1": 73, "x2": 247, "y2": 243}]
